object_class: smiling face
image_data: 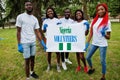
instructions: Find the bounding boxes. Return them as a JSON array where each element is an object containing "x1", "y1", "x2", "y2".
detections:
[
  {"x1": 47, "y1": 8, "x2": 54, "y2": 19},
  {"x1": 75, "y1": 10, "x2": 84, "y2": 22},
  {"x1": 97, "y1": 5, "x2": 106, "y2": 18},
  {"x1": 64, "y1": 9, "x2": 71, "y2": 19},
  {"x1": 25, "y1": 2, "x2": 33, "y2": 14}
]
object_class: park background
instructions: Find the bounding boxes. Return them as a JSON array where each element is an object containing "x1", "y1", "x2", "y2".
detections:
[{"x1": 0, "y1": 0, "x2": 120, "y2": 80}]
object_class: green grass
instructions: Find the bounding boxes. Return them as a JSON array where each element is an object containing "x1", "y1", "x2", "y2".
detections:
[{"x1": 0, "y1": 22, "x2": 120, "y2": 80}]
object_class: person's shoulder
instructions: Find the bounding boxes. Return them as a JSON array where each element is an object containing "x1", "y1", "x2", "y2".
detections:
[
  {"x1": 31, "y1": 15, "x2": 38, "y2": 20},
  {"x1": 17, "y1": 13, "x2": 25, "y2": 17},
  {"x1": 43, "y1": 18, "x2": 49, "y2": 22},
  {"x1": 42, "y1": 18, "x2": 49, "y2": 24},
  {"x1": 83, "y1": 20, "x2": 88, "y2": 22},
  {"x1": 53, "y1": 18, "x2": 60, "y2": 22},
  {"x1": 69, "y1": 18, "x2": 73, "y2": 21},
  {"x1": 53, "y1": 18, "x2": 59, "y2": 20},
  {"x1": 69, "y1": 18, "x2": 74, "y2": 22}
]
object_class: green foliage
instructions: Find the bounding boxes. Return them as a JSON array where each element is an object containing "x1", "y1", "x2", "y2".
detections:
[
  {"x1": 109, "y1": 0, "x2": 120, "y2": 17},
  {"x1": 0, "y1": 23, "x2": 120, "y2": 80}
]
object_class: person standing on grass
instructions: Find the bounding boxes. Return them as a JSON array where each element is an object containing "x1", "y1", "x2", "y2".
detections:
[
  {"x1": 85, "y1": 3, "x2": 111, "y2": 80},
  {"x1": 59, "y1": 8, "x2": 74, "y2": 70},
  {"x1": 16, "y1": 1, "x2": 47, "y2": 80},
  {"x1": 42, "y1": 7, "x2": 61, "y2": 72},
  {"x1": 74, "y1": 9, "x2": 89, "y2": 73}
]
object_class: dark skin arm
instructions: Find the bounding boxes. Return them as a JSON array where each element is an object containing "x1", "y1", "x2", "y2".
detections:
[
  {"x1": 85, "y1": 30, "x2": 89, "y2": 36},
  {"x1": 87, "y1": 28, "x2": 93, "y2": 42},
  {"x1": 105, "y1": 32, "x2": 111, "y2": 39},
  {"x1": 17, "y1": 27, "x2": 21, "y2": 44},
  {"x1": 35, "y1": 29, "x2": 43, "y2": 41}
]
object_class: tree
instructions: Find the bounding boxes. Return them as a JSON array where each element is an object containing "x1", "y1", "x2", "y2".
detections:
[{"x1": 0, "y1": 0, "x2": 5, "y2": 29}]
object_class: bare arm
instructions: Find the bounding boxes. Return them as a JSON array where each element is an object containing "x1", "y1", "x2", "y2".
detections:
[
  {"x1": 85, "y1": 30, "x2": 89, "y2": 36},
  {"x1": 87, "y1": 28, "x2": 93, "y2": 42},
  {"x1": 35, "y1": 29, "x2": 42, "y2": 41},
  {"x1": 17, "y1": 27, "x2": 21, "y2": 44}
]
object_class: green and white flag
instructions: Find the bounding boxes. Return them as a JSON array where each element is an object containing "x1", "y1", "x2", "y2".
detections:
[
  {"x1": 46, "y1": 23, "x2": 86, "y2": 52},
  {"x1": 59, "y1": 43, "x2": 71, "y2": 51}
]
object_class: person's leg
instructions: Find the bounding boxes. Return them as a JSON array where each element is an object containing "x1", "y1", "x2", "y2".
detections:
[
  {"x1": 46, "y1": 52, "x2": 51, "y2": 71},
  {"x1": 25, "y1": 58, "x2": 30, "y2": 78},
  {"x1": 65, "y1": 52, "x2": 69, "y2": 59},
  {"x1": 56, "y1": 52, "x2": 60, "y2": 64},
  {"x1": 76, "y1": 52, "x2": 81, "y2": 72},
  {"x1": 65, "y1": 52, "x2": 72, "y2": 64},
  {"x1": 30, "y1": 42, "x2": 36, "y2": 72},
  {"x1": 76, "y1": 52, "x2": 80, "y2": 66},
  {"x1": 48, "y1": 52, "x2": 51, "y2": 65},
  {"x1": 61, "y1": 52, "x2": 67, "y2": 70},
  {"x1": 30, "y1": 56, "x2": 35, "y2": 72},
  {"x1": 22, "y1": 43, "x2": 31, "y2": 79},
  {"x1": 56, "y1": 52, "x2": 61, "y2": 72},
  {"x1": 99, "y1": 47, "x2": 107, "y2": 79},
  {"x1": 86, "y1": 44, "x2": 98, "y2": 69},
  {"x1": 86, "y1": 44, "x2": 98, "y2": 74},
  {"x1": 61, "y1": 52, "x2": 65, "y2": 62},
  {"x1": 80, "y1": 52, "x2": 88, "y2": 73},
  {"x1": 80, "y1": 52, "x2": 86, "y2": 67},
  {"x1": 30, "y1": 42, "x2": 38, "y2": 78}
]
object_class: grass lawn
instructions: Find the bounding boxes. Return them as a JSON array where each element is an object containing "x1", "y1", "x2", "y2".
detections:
[{"x1": 0, "y1": 22, "x2": 120, "y2": 80}]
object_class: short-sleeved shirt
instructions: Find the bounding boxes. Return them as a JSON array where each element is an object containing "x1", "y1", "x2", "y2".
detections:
[
  {"x1": 74, "y1": 20, "x2": 89, "y2": 31},
  {"x1": 16, "y1": 12, "x2": 40, "y2": 43},
  {"x1": 42, "y1": 18, "x2": 61, "y2": 37},
  {"x1": 91, "y1": 18, "x2": 112, "y2": 47}
]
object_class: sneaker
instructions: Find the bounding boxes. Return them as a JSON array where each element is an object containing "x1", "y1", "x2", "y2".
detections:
[
  {"x1": 84, "y1": 66, "x2": 88, "y2": 73},
  {"x1": 46, "y1": 65, "x2": 51, "y2": 72},
  {"x1": 30, "y1": 72, "x2": 39, "y2": 79},
  {"x1": 62, "y1": 62, "x2": 67, "y2": 70},
  {"x1": 87, "y1": 68, "x2": 95, "y2": 74},
  {"x1": 26, "y1": 78, "x2": 30, "y2": 80},
  {"x1": 65, "y1": 59, "x2": 72, "y2": 64},
  {"x1": 76, "y1": 66, "x2": 81, "y2": 72},
  {"x1": 57, "y1": 65, "x2": 61, "y2": 72},
  {"x1": 100, "y1": 77, "x2": 106, "y2": 80}
]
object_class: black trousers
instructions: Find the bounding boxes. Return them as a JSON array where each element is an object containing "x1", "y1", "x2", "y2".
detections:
[{"x1": 61, "y1": 52, "x2": 69, "y2": 62}]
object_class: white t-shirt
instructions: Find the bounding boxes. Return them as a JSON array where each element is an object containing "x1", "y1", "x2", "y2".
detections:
[
  {"x1": 59, "y1": 17, "x2": 74, "y2": 24},
  {"x1": 91, "y1": 18, "x2": 111, "y2": 47},
  {"x1": 16, "y1": 13, "x2": 40, "y2": 43},
  {"x1": 42, "y1": 18, "x2": 61, "y2": 37},
  {"x1": 74, "y1": 20, "x2": 88, "y2": 31}
]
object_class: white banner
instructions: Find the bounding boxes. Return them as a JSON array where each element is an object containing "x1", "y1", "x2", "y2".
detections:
[{"x1": 46, "y1": 23, "x2": 86, "y2": 52}]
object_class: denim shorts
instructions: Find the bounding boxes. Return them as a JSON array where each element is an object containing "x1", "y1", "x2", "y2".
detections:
[{"x1": 22, "y1": 42, "x2": 36, "y2": 59}]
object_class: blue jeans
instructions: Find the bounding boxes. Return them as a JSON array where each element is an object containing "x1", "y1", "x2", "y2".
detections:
[
  {"x1": 22, "y1": 42, "x2": 36, "y2": 59},
  {"x1": 86, "y1": 44, "x2": 107, "y2": 74}
]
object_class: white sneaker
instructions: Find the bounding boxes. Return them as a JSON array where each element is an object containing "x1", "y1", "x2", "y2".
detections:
[
  {"x1": 46, "y1": 65, "x2": 51, "y2": 72},
  {"x1": 65, "y1": 59, "x2": 72, "y2": 64},
  {"x1": 57, "y1": 64, "x2": 61, "y2": 72},
  {"x1": 62, "y1": 62, "x2": 67, "y2": 70},
  {"x1": 26, "y1": 78, "x2": 30, "y2": 80}
]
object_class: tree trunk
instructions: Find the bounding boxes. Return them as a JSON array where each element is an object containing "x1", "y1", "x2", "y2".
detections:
[
  {"x1": 81, "y1": 0, "x2": 89, "y2": 20},
  {"x1": 32, "y1": 0, "x2": 44, "y2": 38}
]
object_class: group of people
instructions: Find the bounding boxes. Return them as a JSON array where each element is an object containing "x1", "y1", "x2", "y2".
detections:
[{"x1": 16, "y1": 1, "x2": 111, "y2": 80}]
